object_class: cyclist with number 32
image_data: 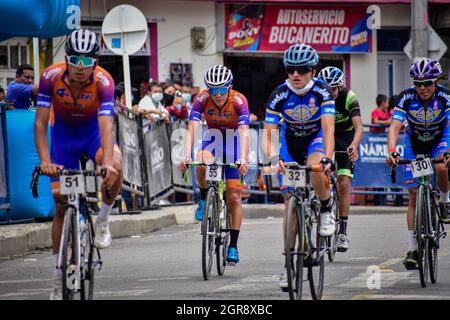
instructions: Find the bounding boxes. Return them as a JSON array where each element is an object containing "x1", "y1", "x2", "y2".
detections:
[
  {"x1": 34, "y1": 29, "x2": 123, "y2": 299},
  {"x1": 179, "y1": 65, "x2": 249, "y2": 265},
  {"x1": 386, "y1": 57, "x2": 450, "y2": 271}
]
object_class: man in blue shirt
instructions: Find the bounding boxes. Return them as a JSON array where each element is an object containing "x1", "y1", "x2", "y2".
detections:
[{"x1": 6, "y1": 64, "x2": 38, "y2": 110}]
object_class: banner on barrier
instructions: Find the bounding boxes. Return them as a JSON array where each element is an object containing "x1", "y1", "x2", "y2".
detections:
[
  {"x1": 117, "y1": 113, "x2": 142, "y2": 188},
  {"x1": 145, "y1": 122, "x2": 173, "y2": 201},
  {"x1": 353, "y1": 132, "x2": 406, "y2": 188},
  {"x1": 170, "y1": 121, "x2": 193, "y2": 188}
]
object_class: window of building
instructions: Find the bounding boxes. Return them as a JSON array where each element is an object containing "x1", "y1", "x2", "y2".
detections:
[
  {"x1": 377, "y1": 29, "x2": 410, "y2": 52},
  {"x1": 0, "y1": 46, "x2": 8, "y2": 69}
]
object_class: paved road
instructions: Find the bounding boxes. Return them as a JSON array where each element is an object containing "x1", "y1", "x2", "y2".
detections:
[{"x1": 1, "y1": 213, "x2": 450, "y2": 300}]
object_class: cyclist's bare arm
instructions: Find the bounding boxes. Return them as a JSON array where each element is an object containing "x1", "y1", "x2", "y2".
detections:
[
  {"x1": 349, "y1": 115, "x2": 364, "y2": 160},
  {"x1": 321, "y1": 114, "x2": 335, "y2": 159},
  {"x1": 261, "y1": 123, "x2": 278, "y2": 158},
  {"x1": 238, "y1": 124, "x2": 249, "y2": 161},
  {"x1": 98, "y1": 115, "x2": 118, "y2": 187},
  {"x1": 35, "y1": 107, "x2": 62, "y2": 176},
  {"x1": 387, "y1": 120, "x2": 402, "y2": 152}
]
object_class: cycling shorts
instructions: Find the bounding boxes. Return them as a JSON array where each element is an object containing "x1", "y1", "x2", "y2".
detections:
[
  {"x1": 278, "y1": 129, "x2": 324, "y2": 194},
  {"x1": 199, "y1": 130, "x2": 241, "y2": 190},
  {"x1": 335, "y1": 130, "x2": 355, "y2": 178},
  {"x1": 403, "y1": 133, "x2": 449, "y2": 188}
]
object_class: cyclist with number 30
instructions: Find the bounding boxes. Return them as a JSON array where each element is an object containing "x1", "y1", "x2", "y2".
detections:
[
  {"x1": 34, "y1": 29, "x2": 123, "y2": 299},
  {"x1": 179, "y1": 65, "x2": 249, "y2": 265},
  {"x1": 387, "y1": 57, "x2": 450, "y2": 270}
]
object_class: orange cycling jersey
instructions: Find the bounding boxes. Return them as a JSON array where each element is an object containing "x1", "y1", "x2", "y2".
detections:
[
  {"x1": 189, "y1": 89, "x2": 250, "y2": 130},
  {"x1": 36, "y1": 62, "x2": 115, "y2": 128}
]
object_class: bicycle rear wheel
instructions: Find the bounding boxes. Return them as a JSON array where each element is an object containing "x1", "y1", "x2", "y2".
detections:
[
  {"x1": 202, "y1": 187, "x2": 216, "y2": 280},
  {"x1": 61, "y1": 207, "x2": 78, "y2": 300},
  {"x1": 285, "y1": 197, "x2": 305, "y2": 300},
  {"x1": 217, "y1": 202, "x2": 229, "y2": 276},
  {"x1": 415, "y1": 185, "x2": 428, "y2": 288},
  {"x1": 308, "y1": 205, "x2": 325, "y2": 300}
]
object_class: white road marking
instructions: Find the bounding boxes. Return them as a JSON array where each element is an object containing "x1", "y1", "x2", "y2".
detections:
[
  {"x1": 138, "y1": 277, "x2": 190, "y2": 282},
  {"x1": 95, "y1": 289, "x2": 153, "y2": 297}
]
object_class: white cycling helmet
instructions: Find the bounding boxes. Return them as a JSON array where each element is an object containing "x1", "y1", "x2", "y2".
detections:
[
  {"x1": 65, "y1": 29, "x2": 100, "y2": 57},
  {"x1": 318, "y1": 67, "x2": 345, "y2": 87},
  {"x1": 204, "y1": 65, "x2": 233, "y2": 88}
]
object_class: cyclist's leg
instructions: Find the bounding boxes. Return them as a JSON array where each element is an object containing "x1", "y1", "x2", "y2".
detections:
[
  {"x1": 431, "y1": 137, "x2": 450, "y2": 222},
  {"x1": 87, "y1": 133, "x2": 122, "y2": 248},
  {"x1": 403, "y1": 136, "x2": 419, "y2": 268},
  {"x1": 49, "y1": 130, "x2": 83, "y2": 299},
  {"x1": 335, "y1": 132, "x2": 354, "y2": 249}
]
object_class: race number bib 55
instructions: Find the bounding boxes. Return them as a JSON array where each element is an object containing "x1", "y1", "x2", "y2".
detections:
[
  {"x1": 60, "y1": 175, "x2": 86, "y2": 195},
  {"x1": 410, "y1": 158, "x2": 433, "y2": 178},
  {"x1": 206, "y1": 166, "x2": 222, "y2": 182},
  {"x1": 282, "y1": 169, "x2": 306, "y2": 187}
]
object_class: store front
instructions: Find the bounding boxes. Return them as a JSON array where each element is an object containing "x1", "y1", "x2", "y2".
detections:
[{"x1": 223, "y1": 3, "x2": 371, "y2": 119}]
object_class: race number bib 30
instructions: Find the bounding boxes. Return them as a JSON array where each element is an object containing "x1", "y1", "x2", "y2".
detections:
[
  {"x1": 60, "y1": 175, "x2": 86, "y2": 195},
  {"x1": 206, "y1": 166, "x2": 222, "y2": 182},
  {"x1": 282, "y1": 169, "x2": 306, "y2": 187},
  {"x1": 410, "y1": 158, "x2": 433, "y2": 178}
]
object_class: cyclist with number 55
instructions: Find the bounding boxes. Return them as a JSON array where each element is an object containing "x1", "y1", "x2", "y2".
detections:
[
  {"x1": 386, "y1": 57, "x2": 450, "y2": 270},
  {"x1": 261, "y1": 43, "x2": 336, "y2": 290},
  {"x1": 179, "y1": 65, "x2": 249, "y2": 265},
  {"x1": 34, "y1": 29, "x2": 123, "y2": 299}
]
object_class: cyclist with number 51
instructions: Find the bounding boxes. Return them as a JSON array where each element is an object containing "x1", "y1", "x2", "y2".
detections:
[
  {"x1": 179, "y1": 65, "x2": 249, "y2": 265},
  {"x1": 34, "y1": 29, "x2": 123, "y2": 299},
  {"x1": 386, "y1": 57, "x2": 450, "y2": 270}
]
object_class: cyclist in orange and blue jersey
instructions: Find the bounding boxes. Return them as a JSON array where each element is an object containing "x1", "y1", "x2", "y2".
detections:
[
  {"x1": 34, "y1": 29, "x2": 123, "y2": 299},
  {"x1": 179, "y1": 65, "x2": 249, "y2": 265}
]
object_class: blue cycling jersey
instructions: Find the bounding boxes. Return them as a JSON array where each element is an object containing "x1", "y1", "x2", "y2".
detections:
[
  {"x1": 264, "y1": 79, "x2": 335, "y2": 138},
  {"x1": 392, "y1": 85, "x2": 450, "y2": 145}
]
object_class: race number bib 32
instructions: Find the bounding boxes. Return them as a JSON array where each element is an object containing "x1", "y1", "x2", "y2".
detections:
[
  {"x1": 60, "y1": 175, "x2": 86, "y2": 195},
  {"x1": 206, "y1": 166, "x2": 222, "y2": 182},
  {"x1": 282, "y1": 169, "x2": 306, "y2": 187},
  {"x1": 410, "y1": 158, "x2": 433, "y2": 178}
]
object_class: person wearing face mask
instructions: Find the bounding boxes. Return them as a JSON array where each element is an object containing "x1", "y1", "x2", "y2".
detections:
[
  {"x1": 162, "y1": 84, "x2": 176, "y2": 107},
  {"x1": 166, "y1": 90, "x2": 188, "y2": 120},
  {"x1": 134, "y1": 82, "x2": 169, "y2": 124}
]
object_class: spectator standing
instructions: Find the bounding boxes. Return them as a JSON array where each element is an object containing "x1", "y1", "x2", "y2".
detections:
[
  {"x1": 370, "y1": 94, "x2": 390, "y2": 133},
  {"x1": 6, "y1": 64, "x2": 38, "y2": 110},
  {"x1": 166, "y1": 90, "x2": 188, "y2": 120},
  {"x1": 162, "y1": 84, "x2": 176, "y2": 107}
]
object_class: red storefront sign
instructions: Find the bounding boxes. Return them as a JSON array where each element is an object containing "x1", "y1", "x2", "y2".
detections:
[{"x1": 226, "y1": 5, "x2": 372, "y2": 53}]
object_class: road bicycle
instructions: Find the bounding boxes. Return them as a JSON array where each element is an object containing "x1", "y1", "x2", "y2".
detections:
[
  {"x1": 183, "y1": 162, "x2": 243, "y2": 280},
  {"x1": 390, "y1": 155, "x2": 447, "y2": 287},
  {"x1": 31, "y1": 167, "x2": 105, "y2": 299}
]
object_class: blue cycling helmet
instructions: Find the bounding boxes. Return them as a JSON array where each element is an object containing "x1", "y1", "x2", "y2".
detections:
[
  {"x1": 318, "y1": 67, "x2": 345, "y2": 87},
  {"x1": 283, "y1": 43, "x2": 319, "y2": 67}
]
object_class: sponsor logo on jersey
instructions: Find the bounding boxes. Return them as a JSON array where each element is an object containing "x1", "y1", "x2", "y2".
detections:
[
  {"x1": 207, "y1": 109, "x2": 214, "y2": 116},
  {"x1": 312, "y1": 86, "x2": 330, "y2": 100},
  {"x1": 291, "y1": 104, "x2": 320, "y2": 121},
  {"x1": 96, "y1": 71, "x2": 110, "y2": 86},
  {"x1": 234, "y1": 94, "x2": 243, "y2": 105},
  {"x1": 398, "y1": 93, "x2": 414, "y2": 109},
  {"x1": 414, "y1": 108, "x2": 436, "y2": 121},
  {"x1": 79, "y1": 93, "x2": 93, "y2": 100},
  {"x1": 56, "y1": 88, "x2": 66, "y2": 97},
  {"x1": 392, "y1": 114, "x2": 404, "y2": 121},
  {"x1": 269, "y1": 90, "x2": 288, "y2": 109},
  {"x1": 43, "y1": 67, "x2": 62, "y2": 80},
  {"x1": 308, "y1": 97, "x2": 316, "y2": 107}
]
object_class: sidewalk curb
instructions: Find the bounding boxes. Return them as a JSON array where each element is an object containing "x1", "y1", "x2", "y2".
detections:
[{"x1": 0, "y1": 204, "x2": 405, "y2": 259}]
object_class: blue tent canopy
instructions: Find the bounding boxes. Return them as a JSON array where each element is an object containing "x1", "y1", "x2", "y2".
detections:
[{"x1": 0, "y1": 0, "x2": 80, "y2": 41}]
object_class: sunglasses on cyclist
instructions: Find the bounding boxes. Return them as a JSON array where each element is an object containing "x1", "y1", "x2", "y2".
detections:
[
  {"x1": 208, "y1": 87, "x2": 229, "y2": 95},
  {"x1": 413, "y1": 79, "x2": 436, "y2": 87},
  {"x1": 286, "y1": 66, "x2": 313, "y2": 75},
  {"x1": 67, "y1": 55, "x2": 96, "y2": 68}
]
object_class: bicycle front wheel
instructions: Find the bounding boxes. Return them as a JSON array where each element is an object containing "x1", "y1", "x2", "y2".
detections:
[
  {"x1": 61, "y1": 207, "x2": 78, "y2": 300},
  {"x1": 328, "y1": 186, "x2": 339, "y2": 262},
  {"x1": 217, "y1": 202, "x2": 229, "y2": 276},
  {"x1": 285, "y1": 197, "x2": 305, "y2": 300},
  {"x1": 308, "y1": 205, "x2": 325, "y2": 300},
  {"x1": 429, "y1": 193, "x2": 440, "y2": 284},
  {"x1": 415, "y1": 185, "x2": 429, "y2": 288},
  {"x1": 80, "y1": 216, "x2": 98, "y2": 300},
  {"x1": 202, "y1": 187, "x2": 217, "y2": 280}
]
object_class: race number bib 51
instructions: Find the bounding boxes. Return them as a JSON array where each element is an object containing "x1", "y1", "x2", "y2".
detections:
[
  {"x1": 282, "y1": 169, "x2": 306, "y2": 187},
  {"x1": 60, "y1": 175, "x2": 85, "y2": 195},
  {"x1": 206, "y1": 166, "x2": 222, "y2": 182},
  {"x1": 410, "y1": 158, "x2": 433, "y2": 178}
]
